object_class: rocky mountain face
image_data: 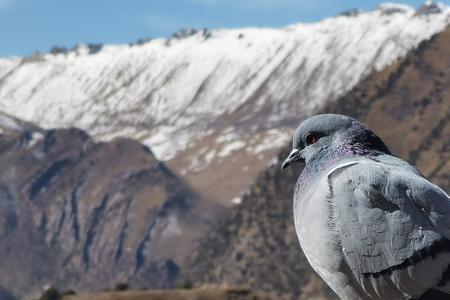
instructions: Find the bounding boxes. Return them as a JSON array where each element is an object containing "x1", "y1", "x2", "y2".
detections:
[
  {"x1": 0, "y1": 128, "x2": 221, "y2": 298},
  {"x1": 185, "y1": 27, "x2": 450, "y2": 300},
  {"x1": 1, "y1": 3, "x2": 449, "y2": 207}
]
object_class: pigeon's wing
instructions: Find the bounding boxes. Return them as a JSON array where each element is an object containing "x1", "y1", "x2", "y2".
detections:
[{"x1": 328, "y1": 159, "x2": 450, "y2": 296}]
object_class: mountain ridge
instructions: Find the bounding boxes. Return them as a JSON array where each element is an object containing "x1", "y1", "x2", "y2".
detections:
[{"x1": 1, "y1": 2, "x2": 449, "y2": 206}]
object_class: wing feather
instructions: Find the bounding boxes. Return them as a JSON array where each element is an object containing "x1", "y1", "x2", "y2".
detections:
[{"x1": 328, "y1": 158, "x2": 450, "y2": 296}]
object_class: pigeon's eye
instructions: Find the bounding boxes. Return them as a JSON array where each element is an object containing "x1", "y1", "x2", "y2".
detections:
[{"x1": 306, "y1": 132, "x2": 318, "y2": 145}]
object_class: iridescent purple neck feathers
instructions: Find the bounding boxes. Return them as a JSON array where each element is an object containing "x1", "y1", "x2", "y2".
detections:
[{"x1": 296, "y1": 122, "x2": 390, "y2": 192}]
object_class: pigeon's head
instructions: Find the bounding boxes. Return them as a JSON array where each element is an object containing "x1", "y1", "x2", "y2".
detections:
[{"x1": 281, "y1": 114, "x2": 390, "y2": 170}]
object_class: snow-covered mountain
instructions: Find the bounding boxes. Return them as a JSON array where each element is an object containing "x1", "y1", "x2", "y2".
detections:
[
  {"x1": 1, "y1": 2, "x2": 450, "y2": 205},
  {"x1": 0, "y1": 111, "x2": 42, "y2": 134}
]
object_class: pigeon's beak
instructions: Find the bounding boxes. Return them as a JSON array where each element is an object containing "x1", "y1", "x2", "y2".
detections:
[{"x1": 281, "y1": 148, "x2": 302, "y2": 170}]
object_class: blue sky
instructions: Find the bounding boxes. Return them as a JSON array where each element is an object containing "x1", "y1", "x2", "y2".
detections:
[{"x1": 0, "y1": 0, "x2": 448, "y2": 57}]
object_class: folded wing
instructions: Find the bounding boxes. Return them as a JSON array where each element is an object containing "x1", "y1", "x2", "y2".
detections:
[{"x1": 328, "y1": 158, "x2": 450, "y2": 298}]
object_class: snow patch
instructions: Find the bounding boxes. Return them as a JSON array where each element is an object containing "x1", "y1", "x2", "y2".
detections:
[
  {"x1": 27, "y1": 131, "x2": 44, "y2": 147},
  {"x1": 231, "y1": 197, "x2": 242, "y2": 205},
  {"x1": 160, "y1": 214, "x2": 182, "y2": 238},
  {"x1": 377, "y1": 3, "x2": 412, "y2": 14},
  {"x1": 249, "y1": 129, "x2": 291, "y2": 154},
  {"x1": 0, "y1": 113, "x2": 22, "y2": 131},
  {"x1": 217, "y1": 140, "x2": 246, "y2": 158}
]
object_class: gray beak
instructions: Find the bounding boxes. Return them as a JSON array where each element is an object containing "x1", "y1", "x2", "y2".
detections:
[{"x1": 281, "y1": 148, "x2": 301, "y2": 170}]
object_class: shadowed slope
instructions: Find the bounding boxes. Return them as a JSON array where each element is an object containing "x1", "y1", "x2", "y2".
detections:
[{"x1": 0, "y1": 128, "x2": 222, "y2": 298}]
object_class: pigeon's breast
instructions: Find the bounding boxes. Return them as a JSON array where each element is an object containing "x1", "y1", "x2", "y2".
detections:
[
  {"x1": 293, "y1": 173, "x2": 343, "y2": 275},
  {"x1": 293, "y1": 163, "x2": 368, "y2": 299}
]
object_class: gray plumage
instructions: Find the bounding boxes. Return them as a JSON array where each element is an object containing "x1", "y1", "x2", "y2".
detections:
[{"x1": 282, "y1": 114, "x2": 450, "y2": 300}]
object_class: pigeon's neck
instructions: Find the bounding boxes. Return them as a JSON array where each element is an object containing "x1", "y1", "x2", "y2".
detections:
[
  {"x1": 297, "y1": 148, "x2": 360, "y2": 191},
  {"x1": 344, "y1": 123, "x2": 391, "y2": 156},
  {"x1": 297, "y1": 128, "x2": 390, "y2": 192}
]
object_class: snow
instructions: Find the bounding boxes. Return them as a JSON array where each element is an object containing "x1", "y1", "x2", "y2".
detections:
[
  {"x1": 0, "y1": 112, "x2": 22, "y2": 131},
  {"x1": 215, "y1": 128, "x2": 247, "y2": 158},
  {"x1": 27, "y1": 131, "x2": 44, "y2": 147},
  {"x1": 203, "y1": 150, "x2": 217, "y2": 166},
  {"x1": 377, "y1": 3, "x2": 412, "y2": 14},
  {"x1": 159, "y1": 214, "x2": 183, "y2": 238},
  {"x1": 217, "y1": 140, "x2": 247, "y2": 158},
  {"x1": 0, "y1": 3, "x2": 449, "y2": 171},
  {"x1": 249, "y1": 129, "x2": 291, "y2": 154},
  {"x1": 231, "y1": 197, "x2": 242, "y2": 205}
]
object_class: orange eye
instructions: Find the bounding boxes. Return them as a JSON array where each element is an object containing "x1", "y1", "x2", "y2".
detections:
[{"x1": 306, "y1": 133, "x2": 318, "y2": 145}]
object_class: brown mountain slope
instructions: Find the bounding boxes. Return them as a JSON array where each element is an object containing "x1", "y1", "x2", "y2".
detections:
[
  {"x1": 0, "y1": 128, "x2": 221, "y2": 298},
  {"x1": 185, "y1": 28, "x2": 450, "y2": 299}
]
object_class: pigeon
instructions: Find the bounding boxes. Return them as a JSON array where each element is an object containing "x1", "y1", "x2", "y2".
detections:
[{"x1": 281, "y1": 114, "x2": 450, "y2": 300}]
